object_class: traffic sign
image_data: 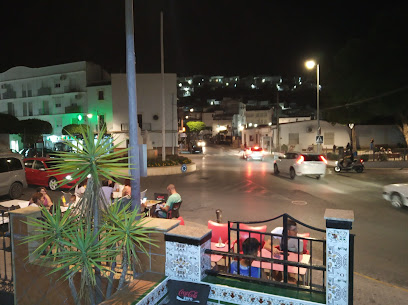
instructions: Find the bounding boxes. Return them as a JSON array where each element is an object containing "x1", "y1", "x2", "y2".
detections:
[
  {"x1": 316, "y1": 135, "x2": 323, "y2": 144},
  {"x1": 181, "y1": 164, "x2": 187, "y2": 173}
]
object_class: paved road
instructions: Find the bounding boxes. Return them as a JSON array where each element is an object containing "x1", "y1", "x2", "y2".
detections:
[{"x1": 2, "y1": 144, "x2": 407, "y2": 293}]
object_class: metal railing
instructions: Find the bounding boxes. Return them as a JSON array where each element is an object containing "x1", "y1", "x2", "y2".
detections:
[
  {"x1": 205, "y1": 213, "x2": 329, "y2": 295},
  {"x1": 0, "y1": 209, "x2": 15, "y2": 297}
]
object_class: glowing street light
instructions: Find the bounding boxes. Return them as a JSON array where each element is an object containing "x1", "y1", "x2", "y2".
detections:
[{"x1": 305, "y1": 59, "x2": 320, "y2": 153}]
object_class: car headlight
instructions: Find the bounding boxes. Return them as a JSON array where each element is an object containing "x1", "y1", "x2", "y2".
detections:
[{"x1": 65, "y1": 175, "x2": 73, "y2": 181}]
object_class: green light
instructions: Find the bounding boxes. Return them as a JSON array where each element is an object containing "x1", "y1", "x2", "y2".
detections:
[{"x1": 78, "y1": 115, "x2": 83, "y2": 121}]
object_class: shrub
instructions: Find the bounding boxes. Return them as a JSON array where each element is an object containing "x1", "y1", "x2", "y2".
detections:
[
  {"x1": 281, "y1": 144, "x2": 288, "y2": 153},
  {"x1": 326, "y1": 152, "x2": 339, "y2": 161},
  {"x1": 147, "y1": 155, "x2": 192, "y2": 167},
  {"x1": 378, "y1": 154, "x2": 388, "y2": 161}
]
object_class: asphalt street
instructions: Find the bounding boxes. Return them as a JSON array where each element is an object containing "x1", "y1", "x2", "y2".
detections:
[{"x1": 4, "y1": 144, "x2": 408, "y2": 298}]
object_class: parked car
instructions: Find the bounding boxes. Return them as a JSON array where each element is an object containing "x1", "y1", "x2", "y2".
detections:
[
  {"x1": 383, "y1": 183, "x2": 408, "y2": 208},
  {"x1": 0, "y1": 153, "x2": 27, "y2": 199},
  {"x1": 19, "y1": 147, "x2": 55, "y2": 158},
  {"x1": 273, "y1": 152, "x2": 327, "y2": 179},
  {"x1": 24, "y1": 157, "x2": 79, "y2": 191},
  {"x1": 243, "y1": 146, "x2": 265, "y2": 161}
]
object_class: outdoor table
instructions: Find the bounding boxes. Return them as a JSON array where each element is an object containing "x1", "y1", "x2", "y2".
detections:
[
  {"x1": 252, "y1": 248, "x2": 310, "y2": 275},
  {"x1": 0, "y1": 200, "x2": 29, "y2": 209},
  {"x1": 210, "y1": 242, "x2": 236, "y2": 263},
  {"x1": 144, "y1": 200, "x2": 161, "y2": 217}
]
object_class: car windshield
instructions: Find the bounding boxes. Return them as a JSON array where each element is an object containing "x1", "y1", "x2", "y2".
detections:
[
  {"x1": 251, "y1": 147, "x2": 263, "y2": 152},
  {"x1": 303, "y1": 155, "x2": 323, "y2": 161}
]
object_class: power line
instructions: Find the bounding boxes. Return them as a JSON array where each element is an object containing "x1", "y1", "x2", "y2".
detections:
[{"x1": 322, "y1": 85, "x2": 408, "y2": 111}]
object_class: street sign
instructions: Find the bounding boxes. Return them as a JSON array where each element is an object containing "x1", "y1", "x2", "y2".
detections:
[
  {"x1": 316, "y1": 135, "x2": 323, "y2": 144},
  {"x1": 181, "y1": 164, "x2": 187, "y2": 173}
]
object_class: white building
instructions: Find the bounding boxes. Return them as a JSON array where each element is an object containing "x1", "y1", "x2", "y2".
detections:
[
  {"x1": 0, "y1": 61, "x2": 111, "y2": 150},
  {"x1": 111, "y1": 73, "x2": 178, "y2": 153}
]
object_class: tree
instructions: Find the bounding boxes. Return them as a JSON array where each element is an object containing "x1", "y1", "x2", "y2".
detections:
[
  {"x1": 19, "y1": 119, "x2": 52, "y2": 147},
  {"x1": 324, "y1": 12, "x2": 408, "y2": 144},
  {"x1": 62, "y1": 124, "x2": 89, "y2": 138},
  {"x1": 0, "y1": 113, "x2": 20, "y2": 134},
  {"x1": 22, "y1": 127, "x2": 157, "y2": 305},
  {"x1": 186, "y1": 121, "x2": 206, "y2": 148}
]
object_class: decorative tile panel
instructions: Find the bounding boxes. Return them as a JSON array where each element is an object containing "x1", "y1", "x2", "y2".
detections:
[
  {"x1": 165, "y1": 240, "x2": 211, "y2": 282},
  {"x1": 326, "y1": 228, "x2": 349, "y2": 305}
]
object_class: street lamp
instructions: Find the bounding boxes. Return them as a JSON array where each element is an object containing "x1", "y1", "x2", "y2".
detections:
[
  {"x1": 348, "y1": 123, "x2": 354, "y2": 151},
  {"x1": 305, "y1": 60, "x2": 320, "y2": 153}
]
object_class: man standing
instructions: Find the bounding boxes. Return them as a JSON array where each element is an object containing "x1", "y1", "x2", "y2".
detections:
[
  {"x1": 370, "y1": 139, "x2": 375, "y2": 161},
  {"x1": 157, "y1": 184, "x2": 182, "y2": 218}
]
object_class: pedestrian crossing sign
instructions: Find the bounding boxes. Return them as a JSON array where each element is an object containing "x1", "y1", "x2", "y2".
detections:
[{"x1": 316, "y1": 135, "x2": 323, "y2": 144}]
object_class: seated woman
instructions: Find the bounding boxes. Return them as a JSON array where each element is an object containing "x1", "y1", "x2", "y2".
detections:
[
  {"x1": 34, "y1": 187, "x2": 53, "y2": 208},
  {"x1": 28, "y1": 192, "x2": 45, "y2": 207},
  {"x1": 230, "y1": 238, "x2": 261, "y2": 278}
]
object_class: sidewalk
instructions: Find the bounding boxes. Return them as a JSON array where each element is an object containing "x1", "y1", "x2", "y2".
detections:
[{"x1": 327, "y1": 159, "x2": 408, "y2": 169}]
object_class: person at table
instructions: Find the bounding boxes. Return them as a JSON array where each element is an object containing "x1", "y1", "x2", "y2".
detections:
[
  {"x1": 156, "y1": 184, "x2": 181, "y2": 218},
  {"x1": 28, "y1": 192, "x2": 46, "y2": 208},
  {"x1": 101, "y1": 179, "x2": 113, "y2": 205},
  {"x1": 75, "y1": 180, "x2": 87, "y2": 200},
  {"x1": 36, "y1": 187, "x2": 53, "y2": 208},
  {"x1": 230, "y1": 238, "x2": 261, "y2": 278},
  {"x1": 264, "y1": 219, "x2": 303, "y2": 254}
]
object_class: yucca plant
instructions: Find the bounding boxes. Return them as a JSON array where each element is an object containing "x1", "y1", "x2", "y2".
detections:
[{"x1": 22, "y1": 126, "x2": 158, "y2": 305}]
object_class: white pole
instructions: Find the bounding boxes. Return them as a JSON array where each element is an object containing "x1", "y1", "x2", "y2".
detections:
[
  {"x1": 317, "y1": 64, "x2": 320, "y2": 154},
  {"x1": 161, "y1": 11, "x2": 166, "y2": 161}
]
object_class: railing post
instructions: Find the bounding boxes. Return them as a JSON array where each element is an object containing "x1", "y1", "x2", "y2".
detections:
[{"x1": 324, "y1": 209, "x2": 354, "y2": 305}]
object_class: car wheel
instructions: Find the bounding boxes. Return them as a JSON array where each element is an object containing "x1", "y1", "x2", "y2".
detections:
[
  {"x1": 9, "y1": 182, "x2": 23, "y2": 199},
  {"x1": 290, "y1": 167, "x2": 296, "y2": 180},
  {"x1": 274, "y1": 164, "x2": 279, "y2": 175},
  {"x1": 316, "y1": 175, "x2": 321, "y2": 180},
  {"x1": 390, "y1": 193, "x2": 404, "y2": 208},
  {"x1": 48, "y1": 178, "x2": 58, "y2": 191},
  {"x1": 334, "y1": 166, "x2": 341, "y2": 173}
]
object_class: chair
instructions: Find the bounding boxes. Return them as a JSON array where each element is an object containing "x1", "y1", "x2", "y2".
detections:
[
  {"x1": 177, "y1": 216, "x2": 185, "y2": 225},
  {"x1": 166, "y1": 201, "x2": 182, "y2": 219},
  {"x1": 208, "y1": 220, "x2": 229, "y2": 243},
  {"x1": 236, "y1": 223, "x2": 267, "y2": 250},
  {"x1": 154, "y1": 193, "x2": 168, "y2": 203},
  {"x1": 297, "y1": 233, "x2": 310, "y2": 254}
]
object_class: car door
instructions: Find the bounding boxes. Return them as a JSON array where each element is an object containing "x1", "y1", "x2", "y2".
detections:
[
  {"x1": 0, "y1": 158, "x2": 9, "y2": 194},
  {"x1": 32, "y1": 160, "x2": 47, "y2": 186},
  {"x1": 24, "y1": 159, "x2": 35, "y2": 185},
  {"x1": 280, "y1": 153, "x2": 294, "y2": 174}
]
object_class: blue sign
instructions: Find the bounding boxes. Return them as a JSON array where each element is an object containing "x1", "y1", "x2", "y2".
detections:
[{"x1": 181, "y1": 164, "x2": 187, "y2": 172}]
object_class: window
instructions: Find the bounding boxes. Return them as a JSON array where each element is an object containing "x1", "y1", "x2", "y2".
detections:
[
  {"x1": 33, "y1": 161, "x2": 45, "y2": 170},
  {"x1": 28, "y1": 102, "x2": 33, "y2": 116},
  {"x1": 0, "y1": 159, "x2": 8, "y2": 173},
  {"x1": 98, "y1": 90, "x2": 104, "y2": 100},
  {"x1": 23, "y1": 102, "x2": 27, "y2": 116},
  {"x1": 56, "y1": 103, "x2": 61, "y2": 108},
  {"x1": 24, "y1": 160, "x2": 34, "y2": 169},
  {"x1": 7, "y1": 158, "x2": 23, "y2": 171},
  {"x1": 288, "y1": 133, "x2": 299, "y2": 145},
  {"x1": 7, "y1": 102, "x2": 14, "y2": 115},
  {"x1": 55, "y1": 83, "x2": 61, "y2": 88},
  {"x1": 324, "y1": 132, "x2": 334, "y2": 145}
]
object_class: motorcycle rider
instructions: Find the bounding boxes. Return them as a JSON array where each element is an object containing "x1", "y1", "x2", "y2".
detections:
[{"x1": 341, "y1": 148, "x2": 354, "y2": 168}]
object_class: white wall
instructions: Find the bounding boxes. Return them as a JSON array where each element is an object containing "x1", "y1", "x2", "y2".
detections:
[
  {"x1": 355, "y1": 125, "x2": 405, "y2": 149},
  {"x1": 111, "y1": 73, "x2": 178, "y2": 149}
]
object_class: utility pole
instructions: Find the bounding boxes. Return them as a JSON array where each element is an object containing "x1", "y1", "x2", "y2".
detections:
[
  {"x1": 125, "y1": 0, "x2": 141, "y2": 212},
  {"x1": 276, "y1": 90, "x2": 280, "y2": 152},
  {"x1": 161, "y1": 12, "x2": 166, "y2": 161}
]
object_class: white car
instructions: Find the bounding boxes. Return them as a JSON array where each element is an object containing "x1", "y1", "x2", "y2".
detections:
[
  {"x1": 383, "y1": 183, "x2": 408, "y2": 208},
  {"x1": 243, "y1": 146, "x2": 265, "y2": 161},
  {"x1": 273, "y1": 152, "x2": 327, "y2": 179}
]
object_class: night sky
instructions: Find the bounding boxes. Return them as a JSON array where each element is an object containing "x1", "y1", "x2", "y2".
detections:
[{"x1": 0, "y1": 1, "x2": 405, "y2": 77}]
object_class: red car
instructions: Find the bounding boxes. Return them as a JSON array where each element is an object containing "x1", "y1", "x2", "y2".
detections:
[{"x1": 24, "y1": 157, "x2": 79, "y2": 191}]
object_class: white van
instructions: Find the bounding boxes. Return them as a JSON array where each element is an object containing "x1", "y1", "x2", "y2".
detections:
[{"x1": 0, "y1": 152, "x2": 27, "y2": 199}]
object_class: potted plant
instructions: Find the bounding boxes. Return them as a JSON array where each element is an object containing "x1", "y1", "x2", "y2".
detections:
[{"x1": 23, "y1": 126, "x2": 158, "y2": 305}]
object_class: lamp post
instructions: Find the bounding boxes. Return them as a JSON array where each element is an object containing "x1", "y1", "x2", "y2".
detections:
[
  {"x1": 305, "y1": 60, "x2": 320, "y2": 153},
  {"x1": 348, "y1": 123, "x2": 354, "y2": 152}
]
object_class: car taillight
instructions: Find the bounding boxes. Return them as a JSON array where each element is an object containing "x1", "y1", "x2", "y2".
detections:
[
  {"x1": 319, "y1": 155, "x2": 328, "y2": 164},
  {"x1": 360, "y1": 159, "x2": 364, "y2": 163},
  {"x1": 296, "y1": 155, "x2": 304, "y2": 164}
]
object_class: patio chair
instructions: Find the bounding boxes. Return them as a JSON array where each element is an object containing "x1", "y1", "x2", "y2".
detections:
[
  {"x1": 166, "y1": 201, "x2": 182, "y2": 219},
  {"x1": 208, "y1": 220, "x2": 229, "y2": 243},
  {"x1": 236, "y1": 223, "x2": 267, "y2": 250}
]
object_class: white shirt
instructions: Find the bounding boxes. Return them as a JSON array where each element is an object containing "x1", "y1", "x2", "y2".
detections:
[
  {"x1": 101, "y1": 186, "x2": 113, "y2": 205},
  {"x1": 271, "y1": 227, "x2": 303, "y2": 253}
]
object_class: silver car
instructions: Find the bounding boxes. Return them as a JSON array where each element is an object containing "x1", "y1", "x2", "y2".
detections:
[
  {"x1": 273, "y1": 152, "x2": 327, "y2": 180},
  {"x1": 383, "y1": 183, "x2": 408, "y2": 208},
  {"x1": 0, "y1": 152, "x2": 27, "y2": 199}
]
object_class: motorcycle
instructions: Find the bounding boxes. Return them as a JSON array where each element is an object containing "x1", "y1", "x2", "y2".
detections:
[{"x1": 334, "y1": 158, "x2": 364, "y2": 173}]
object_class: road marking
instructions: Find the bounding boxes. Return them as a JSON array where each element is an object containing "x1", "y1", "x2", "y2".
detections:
[{"x1": 354, "y1": 272, "x2": 408, "y2": 293}]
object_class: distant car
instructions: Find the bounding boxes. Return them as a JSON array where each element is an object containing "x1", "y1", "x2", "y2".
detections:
[
  {"x1": 19, "y1": 148, "x2": 55, "y2": 158},
  {"x1": 273, "y1": 152, "x2": 327, "y2": 180},
  {"x1": 243, "y1": 146, "x2": 265, "y2": 161},
  {"x1": 0, "y1": 153, "x2": 27, "y2": 199},
  {"x1": 197, "y1": 140, "x2": 206, "y2": 147},
  {"x1": 383, "y1": 183, "x2": 408, "y2": 208},
  {"x1": 190, "y1": 142, "x2": 203, "y2": 154},
  {"x1": 24, "y1": 157, "x2": 79, "y2": 191}
]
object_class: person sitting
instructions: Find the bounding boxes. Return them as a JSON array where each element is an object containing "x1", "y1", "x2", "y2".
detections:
[
  {"x1": 36, "y1": 187, "x2": 53, "y2": 208},
  {"x1": 264, "y1": 219, "x2": 303, "y2": 283},
  {"x1": 156, "y1": 184, "x2": 182, "y2": 218},
  {"x1": 230, "y1": 238, "x2": 261, "y2": 278},
  {"x1": 28, "y1": 192, "x2": 45, "y2": 208},
  {"x1": 101, "y1": 179, "x2": 113, "y2": 205},
  {"x1": 75, "y1": 180, "x2": 87, "y2": 200}
]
